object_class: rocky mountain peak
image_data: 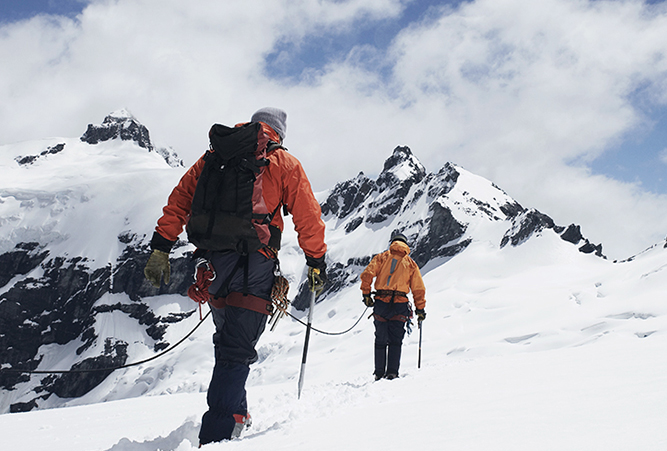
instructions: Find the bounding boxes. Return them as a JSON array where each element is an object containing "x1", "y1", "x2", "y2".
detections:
[
  {"x1": 321, "y1": 172, "x2": 375, "y2": 219},
  {"x1": 79, "y1": 110, "x2": 183, "y2": 167},
  {"x1": 80, "y1": 109, "x2": 153, "y2": 151},
  {"x1": 377, "y1": 146, "x2": 426, "y2": 189}
]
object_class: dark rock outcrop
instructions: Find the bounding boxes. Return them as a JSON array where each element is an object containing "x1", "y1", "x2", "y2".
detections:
[
  {"x1": 321, "y1": 173, "x2": 376, "y2": 219},
  {"x1": 15, "y1": 143, "x2": 66, "y2": 166},
  {"x1": 561, "y1": 224, "x2": 584, "y2": 244},
  {"x1": 410, "y1": 203, "x2": 469, "y2": 268},
  {"x1": 0, "y1": 236, "x2": 196, "y2": 406},
  {"x1": 81, "y1": 111, "x2": 153, "y2": 151},
  {"x1": 500, "y1": 209, "x2": 555, "y2": 247}
]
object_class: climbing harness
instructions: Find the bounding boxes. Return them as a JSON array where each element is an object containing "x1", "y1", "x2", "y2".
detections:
[
  {"x1": 187, "y1": 258, "x2": 216, "y2": 319},
  {"x1": 368, "y1": 290, "x2": 414, "y2": 335}
]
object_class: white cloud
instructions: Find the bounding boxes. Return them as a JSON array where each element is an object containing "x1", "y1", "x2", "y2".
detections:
[
  {"x1": 660, "y1": 148, "x2": 667, "y2": 164},
  {"x1": 1, "y1": 0, "x2": 667, "y2": 259}
]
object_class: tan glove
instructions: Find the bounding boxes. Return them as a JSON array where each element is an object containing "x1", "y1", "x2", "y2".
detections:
[
  {"x1": 307, "y1": 266, "x2": 326, "y2": 296},
  {"x1": 144, "y1": 249, "x2": 170, "y2": 288}
]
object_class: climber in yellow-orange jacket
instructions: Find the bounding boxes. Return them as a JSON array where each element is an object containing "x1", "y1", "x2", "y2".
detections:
[{"x1": 360, "y1": 233, "x2": 426, "y2": 380}]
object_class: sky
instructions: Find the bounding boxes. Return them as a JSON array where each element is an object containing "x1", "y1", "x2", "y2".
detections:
[{"x1": 1, "y1": 0, "x2": 667, "y2": 260}]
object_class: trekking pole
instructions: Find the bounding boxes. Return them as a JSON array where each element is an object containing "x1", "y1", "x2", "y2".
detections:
[
  {"x1": 297, "y1": 287, "x2": 316, "y2": 399},
  {"x1": 418, "y1": 320, "x2": 423, "y2": 369}
]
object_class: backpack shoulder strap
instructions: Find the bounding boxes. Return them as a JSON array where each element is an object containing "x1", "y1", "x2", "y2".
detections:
[{"x1": 266, "y1": 141, "x2": 287, "y2": 153}]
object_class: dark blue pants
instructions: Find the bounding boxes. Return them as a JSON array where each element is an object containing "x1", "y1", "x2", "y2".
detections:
[
  {"x1": 373, "y1": 301, "x2": 411, "y2": 377},
  {"x1": 198, "y1": 251, "x2": 274, "y2": 445}
]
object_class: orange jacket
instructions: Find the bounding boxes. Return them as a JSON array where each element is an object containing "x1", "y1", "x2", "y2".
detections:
[
  {"x1": 360, "y1": 241, "x2": 426, "y2": 310},
  {"x1": 154, "y1": 123, "x2": 327, "y2": 260}
]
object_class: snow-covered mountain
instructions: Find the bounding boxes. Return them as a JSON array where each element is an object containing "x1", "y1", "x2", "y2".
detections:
[
  {"x1": 292, "y1": 145, "x2": 603, "y2": 308},
  {"x1": 0, "y1": 110, "x2": 658, "y2": 421},
  {"x1": 0, "y1": 110, "x2": 195, "y2": 413}
]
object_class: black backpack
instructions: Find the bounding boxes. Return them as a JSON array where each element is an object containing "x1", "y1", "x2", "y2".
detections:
[{"x1": 186, "y1": 122, "x2": 282, "y2": 254}]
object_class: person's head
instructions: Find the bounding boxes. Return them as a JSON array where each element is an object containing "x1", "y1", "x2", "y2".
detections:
[
  {"x1": 390, "y1": 233, "x2": 408, "y2": 245},
  {"x1": 251, "y1": 107, "x2": 287, "y2": 142}
]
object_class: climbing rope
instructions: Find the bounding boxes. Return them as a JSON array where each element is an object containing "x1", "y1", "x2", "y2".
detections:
[
  {"x1": 284, "y1": 305, "x2": 369, "y2": 336},
  {"x1": 1, "y1": 299, "x2": 370, "y2": 375}
]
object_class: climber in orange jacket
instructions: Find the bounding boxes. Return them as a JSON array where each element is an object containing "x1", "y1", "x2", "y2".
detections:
[
  {"x1": 360, "y1": 233, "x2": 426, "y2": 380},
  {"x1": 144, "y1": 107, "x2": 327, "y2": 445},
  {"x1": 148, "y1": 120, "x2": 327, "y2": 263}
]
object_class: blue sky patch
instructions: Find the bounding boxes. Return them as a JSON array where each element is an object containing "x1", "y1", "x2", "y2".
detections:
[
  {"x1": 264, "y1": 0, "x2": 470, "y2": 82},
  {"x1": 0, "y1": 0, "x2": 88, "y2": 24}
]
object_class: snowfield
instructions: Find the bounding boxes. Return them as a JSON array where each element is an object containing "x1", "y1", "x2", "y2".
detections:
[{"x1": 2, "y1": 234, "x2": 667, "y2": 450}]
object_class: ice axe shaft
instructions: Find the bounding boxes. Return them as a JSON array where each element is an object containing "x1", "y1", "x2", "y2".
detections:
[
  {"x1": 297, "y1": 289, "x2": 316, "y2": 399},
  {"x1": 418, "y1": 320, "x2": 423, "y2": 369}
]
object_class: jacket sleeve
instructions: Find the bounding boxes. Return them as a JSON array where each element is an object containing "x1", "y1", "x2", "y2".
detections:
[
  {"x1": 360, "y1": 254, "x2": 383, "y2": 295},
  {"x1": 281, "y1": 155, "x2": 327, "y2": 260},
  {"x1": 153, "y1": 155, "x2": 206, "y2": 249},
  {"x1": 409, "y1": 259, "x2": 426, "y2": 310}
]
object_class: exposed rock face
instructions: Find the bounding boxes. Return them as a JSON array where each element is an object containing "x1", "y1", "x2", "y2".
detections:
[
  {"x1": 0, "y1": 242, "x2": 48, "y2": 287},
  {"x1": 561, "y1": 224, "x2": 584, "y2": 244},
  {"x1": 321, "y1": 172, "x2": 375, "y2": 220},
  {"x1": 559, "y1": 224, "x2": 604, "y2": 256},
  {"x1": 501, "y1": 209, "x2": 555, "y2": 247},
  {"x1": 0, "y1": 237, "x2": 196, "y2": 410},
  {"x1": 410, "y1": 202, "x2": 469, "y2": 268},
  {"x1": 81, "y1": 110, "x2": 153, "y2": 151},
  {"x1": 0, "y1": 110, "x2": 193, "y2": 413},
  {"x1": 15, "y1": 143, "x2": 66, "y2": 166},
  {"x1": 79, "y1": 110, "x2": 183, "y2": 167}
]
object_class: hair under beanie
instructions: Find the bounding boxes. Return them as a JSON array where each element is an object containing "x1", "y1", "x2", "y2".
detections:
[{"x1": 251, "y1": 107, "x2": 287, "y2": 141}]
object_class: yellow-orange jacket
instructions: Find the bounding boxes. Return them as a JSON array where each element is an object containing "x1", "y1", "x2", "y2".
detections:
[{"x1": 360, "y1": 241, "x2": 426, "y2": 310}]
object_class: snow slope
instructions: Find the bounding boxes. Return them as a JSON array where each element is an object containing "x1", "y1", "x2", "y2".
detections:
[
  {"x1": 2, "y1": 232, "x2": 667, "y2": 450},
  {"x1": 0, "y1": 135, "x2": 182, "y2": 262}
]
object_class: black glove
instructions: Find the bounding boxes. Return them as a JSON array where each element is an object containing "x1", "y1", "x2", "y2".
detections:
[
  {"x1": 416, "y1": 308, "x2": 426, "y2": 322},
  {"x1": 144, "y1": 249, "x2": 170, "y2": 287},
  {"x1": 362, "y1": 294, "x2": 374, "y2": 307},
  {"x1": 306, "y1": 255, "x2": 327, "y2": 296}
]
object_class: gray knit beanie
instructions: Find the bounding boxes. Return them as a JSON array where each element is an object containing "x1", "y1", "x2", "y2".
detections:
[
  {"x1": 391, "y1": 233, "x2": 408, "y2": 245},
  {"x1": 251, "y1": 107, "x2": 287, "y2": 141}
]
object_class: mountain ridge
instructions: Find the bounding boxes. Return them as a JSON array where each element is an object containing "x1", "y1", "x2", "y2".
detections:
[{"x1": 0, "y1": 112, "x2": 612, "y2": 413}]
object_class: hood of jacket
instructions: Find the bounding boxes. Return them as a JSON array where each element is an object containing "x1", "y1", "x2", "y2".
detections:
[{"x1": 389, "y1": 240, "x2": 410, "y2": 257}]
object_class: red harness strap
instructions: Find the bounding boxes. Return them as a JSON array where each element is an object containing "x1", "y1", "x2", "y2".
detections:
[
  {"x1": 211, "y1": 292, "x2": 274, "y2": 316},
  {"x1": 188, "y1": 258, "x2": 274, "y2": 316}
]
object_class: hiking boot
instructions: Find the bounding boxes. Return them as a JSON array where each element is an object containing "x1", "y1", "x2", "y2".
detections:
[
  {"x1": 374, "y1": 372, "x2": 384, "y2": 381},
  {"x1": 231, "y1": 413, "x2": 251, "y2": 439},
  {"x1": 385, "y1": 373, "x2": 398, "y2": 380}
]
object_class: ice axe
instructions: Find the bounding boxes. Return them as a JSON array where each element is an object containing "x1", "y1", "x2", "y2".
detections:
[
  {"x1": 418, "y1": 319, "x2": 423, "y2": 369},
  {"x1": 297, "y1": 271, "x2": 318, "y2": 399}
]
